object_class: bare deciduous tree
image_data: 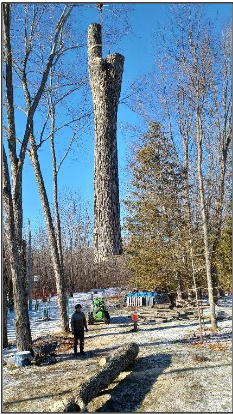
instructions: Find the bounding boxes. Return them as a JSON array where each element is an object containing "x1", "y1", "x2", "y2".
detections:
[
  {"x1": 2, "y1": 4, "x2": 76, "y2": 342},
  {"x1": 3, "y1": 245, "x2": 9, "y2": 348},
  {"x1": 125, "y1": 5, "x2": 231, "y2": 330}
]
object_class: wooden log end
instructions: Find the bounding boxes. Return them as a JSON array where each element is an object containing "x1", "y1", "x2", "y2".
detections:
[
  {"x1": 63, "y1": 397, "x2": 87, "y2": 412},
  {"x1": 98, "y1": 356, "x2": 108, "y2": 367}
]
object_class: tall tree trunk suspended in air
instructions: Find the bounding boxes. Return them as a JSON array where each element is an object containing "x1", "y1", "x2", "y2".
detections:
[{"x1": 88, "y1": 23, "x2": 124, "y2": 263}]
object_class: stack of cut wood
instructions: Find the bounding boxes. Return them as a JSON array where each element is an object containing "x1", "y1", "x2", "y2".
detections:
[{"x1": 140, "y1": 305, "x2": 201, "y2": 322}]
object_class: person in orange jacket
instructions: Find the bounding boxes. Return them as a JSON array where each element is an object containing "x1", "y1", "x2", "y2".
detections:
[{"x1": 131, "y1": 310, "x2": 139, "y2": 332}]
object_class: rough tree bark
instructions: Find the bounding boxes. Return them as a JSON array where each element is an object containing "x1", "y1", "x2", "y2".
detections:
[
  {"x1": 28, "y1": 133, "x2": 69, "y2": 331},
  {"x1": 196, "y1": 107, "x2": 217, "y2": 330},
  {"x1": 27, "y1": 220, "x2": 33, "y2": 311},
  {"x1": 3, "y1": 4, "x2": 32, "y2": 350},
  {"x1": 3, "y1": 247, "x2": 9, "y2": 348},
  {"x1": 3, "y1": 149, "x2": 32, "y2": 350},
  {"x1": 3, "y1": 4, "x2": 73, "y2": 348},
  {"x1": 48, "y1": 72, "x2": 64, "y2": 273},
  {"x1": 88, "y1": 23, "x2": 124, "y2": 263},
  {"x1": 62, "y1": 342, "x2": 139, "y2": 412}
]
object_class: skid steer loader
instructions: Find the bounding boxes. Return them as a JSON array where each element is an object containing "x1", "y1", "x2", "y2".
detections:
[{"x1": 88, "y1": 297, "x2": 110, "y2": 324}]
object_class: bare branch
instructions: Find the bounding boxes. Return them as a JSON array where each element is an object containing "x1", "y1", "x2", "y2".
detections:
[
  {"x1": 36, "y1": 112, "x2": 91, "y2": 149},
  {"x1": 2, "y1": 4, "x2": 18, "y2": 174},
  {"x1": 57, "y1": 133, "x2": 77, "y2": 173},
  {"x1": 17, "y1": 5, "x2": 74, "y2": 176}
]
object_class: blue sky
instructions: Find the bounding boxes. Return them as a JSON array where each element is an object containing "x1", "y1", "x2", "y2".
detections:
[{"x1": 19, "y1": 2, "x2": 232, "y2": 234}]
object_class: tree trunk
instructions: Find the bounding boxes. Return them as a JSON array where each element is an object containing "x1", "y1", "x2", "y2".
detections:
[
  {"x1": 210, "y1": 158, "x2": 230, "y2": 303},
  {"x1": 88, "y1": 24, "x2": 124, "y2": 264},
  {"x1": 3, "y1": 249, "x2": 9, "y2": 348},
  {"x1": 3, "y1": 4, "x2": 74, "y2": 346},
  {"x1": 3, "y1": 5, "x2": 32, "y2": 351},
  {"x1": 196, "y1": 109, "x2": 217, "y2": 330},
  {"x1": 176, "y1": 271, "x2": 185, "y2": 300},
  {"x1": 29, "y1": 134, "x2": 69, "y2": 332},
  {"x1": 49, "y1": 102, "x2": 64, "y2": 272},
  {"x1": 3, "y1": 150, "x2": 32, "y2": 350},
  {"x1": 62, "y1": 342, "x2": 139, "y2": 412},
  {"x1": 27, "y1": 220, "x2": 33, "y2": 311}
]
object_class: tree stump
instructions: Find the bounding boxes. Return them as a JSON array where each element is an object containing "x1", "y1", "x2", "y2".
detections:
[
  {"x1": 88, "y1": 23, "x2": 124, "y2": 264},
  {"x1": 63, "y1": 342, "x2": 139, "y2": 412}
]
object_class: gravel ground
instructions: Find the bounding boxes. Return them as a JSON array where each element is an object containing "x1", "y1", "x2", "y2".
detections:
[{"x1": 2, "y1": 299, "x2": 232, "y2": 412}]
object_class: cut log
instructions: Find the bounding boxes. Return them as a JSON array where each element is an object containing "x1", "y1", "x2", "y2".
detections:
[
  {"x1": 63, "y1": 342, "x2": 139, "y2": 412},
  {"x1": 98, "y1": 356, "x2": 109, "y2": 367},
  {"x1": 152, "y1": 303, "x2": 171, "y2": 309}
]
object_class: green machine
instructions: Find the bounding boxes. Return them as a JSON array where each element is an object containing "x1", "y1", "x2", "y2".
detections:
[{"x1": 88, "y1": 297, "x2": 110, "y2": 324}]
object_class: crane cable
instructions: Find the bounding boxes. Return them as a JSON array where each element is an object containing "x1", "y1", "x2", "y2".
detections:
[{"x1": 96, "y1": 3, "x2": 110, "y2": 55}]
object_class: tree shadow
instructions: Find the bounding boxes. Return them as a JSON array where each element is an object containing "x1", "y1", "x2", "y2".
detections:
[
  {"x1": 164, "y1": 363, "x2": 231, "y2": 375},
  {"x1": 4, "y1": 389, "x2": 70, "y2": 405},
  {"x1": 95, "y1": 353, "x2": 172, "y2": 412},
  {"x1": 57, "y1": 346, "x2": 120, "y2": 361},
  {"x1": 88, "y1": 329, "x2": 136, "y2": 339},
  {"x1": 141, "y1": 330, "x2": 232, "y2": 348},
  {"x1": 110, "y1": 316, "x2": 131, "y2": 324},
  {"x1": 56, "y1": 352, "x2": 77, "y2": 361},
  {"x1": 87, "y1": 321, "x2": 207, "y2": 339}
]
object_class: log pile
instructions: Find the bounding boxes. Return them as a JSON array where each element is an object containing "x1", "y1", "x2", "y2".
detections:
[
  {"x1": 62, "y1": 342, "x2": 139, "y2": 412},
  {"x1": 139, "y1": 306, "x2": 203, "y2": 322}
]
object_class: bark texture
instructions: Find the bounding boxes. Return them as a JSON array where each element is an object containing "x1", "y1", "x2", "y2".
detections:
[
  {"x1": 63, "y1": 342, "x2": 139, "y2": 412},
  {"x1": 3, "y1": 248, "x2": 9, "y2": 348},
  {"x1": 3, "y1": 149, "x2": 32, "y2": 350},
  {"x1": 88, "y1": 24, "x2": 124, "y2": 263},
  {"x1": 196, "y1": 109, "x2": 217, "y2": 330},
  {"x1": 29, "y1": 134, "x2": 69, "y2": 331},
  {"x1": 3, "y1": 4, "x2": 73, "y2": 348},
  {"x1": 3, "y1": 4, "x2": 32, "y2": 350},
  {"x1": 27, "y1": 220, "x2": 33, "y2": 311}
]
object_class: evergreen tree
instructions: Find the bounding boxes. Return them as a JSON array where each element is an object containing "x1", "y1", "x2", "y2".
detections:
[
  {"x1": 215, "y1": 217, "x2": 232, "y2": 292},
  {"x1": 124, "y1": 122, "x2": 191, "y2": 291}
]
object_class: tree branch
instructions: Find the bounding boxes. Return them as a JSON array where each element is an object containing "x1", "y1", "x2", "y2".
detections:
[
  {"x1": 3, "y1": 4, "x2": 18, "y2": 174},
  {"x1": 17, "y1": 5, "x2": 74, "y2": 178}
]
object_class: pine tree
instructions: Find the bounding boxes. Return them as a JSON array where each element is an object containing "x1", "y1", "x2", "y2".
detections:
[
  {"x1": 215, "y1": 217, "x2": 232, "y2": 292},
  {"x1": 124, "y1": 122, "x2": 190, "y2": 291}
]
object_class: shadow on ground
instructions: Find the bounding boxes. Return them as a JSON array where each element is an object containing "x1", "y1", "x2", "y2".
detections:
[
  {"x1": 88, "y1": 320, "x2": 209, "y2": 339},
  {"x1": 4, "y1": 390, "x2": 70, "y2": 406},
  {"x1": 95, "y1": 353, "x2": 172, "y2": 412}
]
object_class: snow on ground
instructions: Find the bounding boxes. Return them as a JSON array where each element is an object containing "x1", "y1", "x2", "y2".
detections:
[
  {"x1": 4, "y1": 288, "x2": 121, "y2": 355},
  {"x1": 4, "y1": 292, "x2": 232, "y2": 357},
  {"x1": 2, "y1": 292, "x2": 232, "y2": 412}
]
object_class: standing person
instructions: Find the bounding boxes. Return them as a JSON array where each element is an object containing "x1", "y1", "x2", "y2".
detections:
[
  {"x1": 71, "y1": 304, "x2": 88, "y2": 357},
  {"x1": 131, "y1": 310, "x2": 139, "y2": 332}
]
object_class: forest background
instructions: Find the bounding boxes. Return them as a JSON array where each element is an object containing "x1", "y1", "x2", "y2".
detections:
[{"x1": 2, "y1": 1, "x2": 232, "y2": 322}]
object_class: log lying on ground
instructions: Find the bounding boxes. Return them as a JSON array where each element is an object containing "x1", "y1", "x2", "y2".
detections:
[
  {"x1": 63, "y1": 342, "x2": 139, "y2": 412},
  {"x1": 152, "y1": 303, "x2": 171, "y2": 309}
]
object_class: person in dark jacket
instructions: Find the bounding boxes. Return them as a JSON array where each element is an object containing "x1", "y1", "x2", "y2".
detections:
[{"x1": 71, "y1": 304, "x2": 88, "y2": 357}]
